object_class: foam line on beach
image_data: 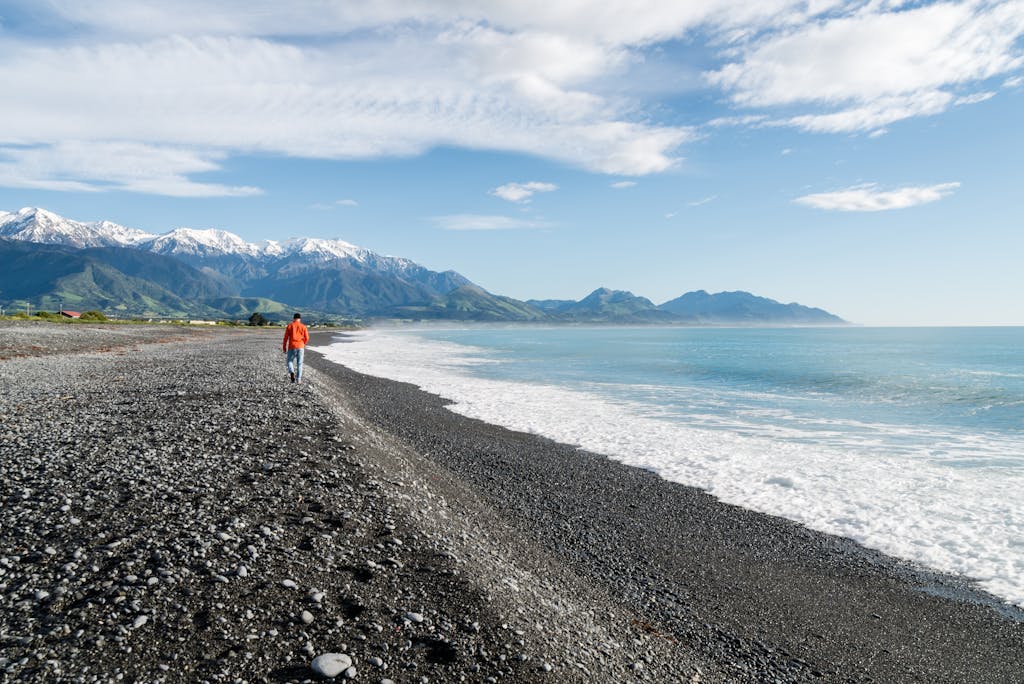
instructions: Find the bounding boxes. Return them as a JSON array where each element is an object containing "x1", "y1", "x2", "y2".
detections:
[{"x1": 317, "y1": 329, "x2": 1024, "y2": 608}]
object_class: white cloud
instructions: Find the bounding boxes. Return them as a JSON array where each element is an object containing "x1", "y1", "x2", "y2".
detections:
[
  {"x1": 780, "y1": 148, "x2": 792, "y2": 155},
  {"x1": 34, "y1": 0, "x2": 819, "y2": 46},
  {"x1": 794, "y1": 182, "x2": 960, "y2": 212},
  {"x1": 2, "y1": 0, "x2": 1017, "y2": 198},
  {"x1": 311, "y1": 198, "x2": 358, "y2": 210},
  {"x1": 705, "y1": 114, "x2": 769, "y2": 128},
  {"x1": 491, "y1": 181, "x2": 558, "y2": 203},
  {"x1": 955, "y1": 91, "x2": 996, "y2": 105},
  {"x1": 610, "y1": 180, "x2": 637, "y2": 188},
  {"x1": 0, "y1": 3, "x2": 723, "y2": 195},
  {"x1": 0, "y1": 141, "x2": 260, "y2": 197},
  {"x1": 688, "y1": 195, "x2": 717, "y2": 207},
  {"x1": 708, "y1": 1, "x2": 1024, "y2": 133},
  {"x1": 1006, "y1": 75, "x2": 1024, "y2": 87},
  {"x1": 433, "y1": 214, "x2": 551, "y2": 231},
  {"x1": 780, "y1": 91, "x2": 954, "y2": 133}
]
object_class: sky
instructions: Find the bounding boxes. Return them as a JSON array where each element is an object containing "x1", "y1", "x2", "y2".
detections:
[{"x1": 0, "y1": 0, "x2": 1022, "y2": 326}]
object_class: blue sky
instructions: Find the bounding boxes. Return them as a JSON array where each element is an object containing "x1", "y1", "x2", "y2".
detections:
[{"x1": 0, "y1": 1, "x2": 1022, "y2": 325}]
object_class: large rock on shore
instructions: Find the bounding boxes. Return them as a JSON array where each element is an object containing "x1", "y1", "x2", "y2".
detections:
[{"x1": 311, "y1": 653, "x2": 352, "y2": 678}]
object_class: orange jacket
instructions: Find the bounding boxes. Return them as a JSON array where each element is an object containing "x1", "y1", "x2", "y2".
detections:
[{"x1": 283, "y1": 320, "x2": 309, "y2": 351}]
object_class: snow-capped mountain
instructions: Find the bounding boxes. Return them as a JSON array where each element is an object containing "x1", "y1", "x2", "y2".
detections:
[
  {"x1": 0, "y1": 207, "x2": 155, "y2": 248},
  {"x1": 281, "y1": 236, "x2": 367, "y2": 262},
  {"x1": 0, "y1": 207, "x2": 420, "y2": 270},
  {"x1": 0, "y1": 207, "x2": 474, "y2": 316},
  {"x1": 1, "y1": 206, "x2": 847, "y2": 323},
  {"x1": 144, "y1": 227, "x2": 268, "y2": 259}
]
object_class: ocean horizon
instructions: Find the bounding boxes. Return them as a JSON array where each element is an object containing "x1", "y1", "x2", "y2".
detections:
[{"x1": 320, "y1": 324, "x2": 1024, "y2": 608}]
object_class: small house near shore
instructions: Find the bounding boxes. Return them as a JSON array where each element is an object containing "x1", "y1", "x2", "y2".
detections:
[{"x1": 60, "y1": 310, "x2": 81, "y2": 319}]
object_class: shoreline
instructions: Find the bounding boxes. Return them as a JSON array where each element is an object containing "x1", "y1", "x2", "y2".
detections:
[
  {"x1": 313, "y1": 328, "x2": 1024, "y2": 616},
  {"x1": 0, "y1": 324, "x2": 715, "y2": 682},
  {"x1": 307, "y1": 330, "x2": 1024, "y2": 682},
  {"x1": 2, "y1": 323, "x2": 1021, "y2": 682}
]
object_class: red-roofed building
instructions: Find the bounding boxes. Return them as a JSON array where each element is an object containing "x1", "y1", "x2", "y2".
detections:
[{"x1": 60, "y1": 310, "x2": 81, "y2": 319}]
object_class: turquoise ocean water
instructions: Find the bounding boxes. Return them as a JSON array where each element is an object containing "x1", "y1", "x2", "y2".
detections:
[{"x1": 320, "y1": 326, "x2": 1024, "y2": 606}]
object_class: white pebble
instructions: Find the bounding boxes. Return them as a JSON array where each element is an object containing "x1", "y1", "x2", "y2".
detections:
[
  {"x1": 404, "y1": 612, "x2": 424, "y2": 624},
  {"x1": 132, "y1": 615, "x2": 148, "y2": 629},
  {"x1": 301, "y1": 610, "x2": 314, "y2": 625},
  {"x1": 282, "y1": 579, "x2": 297, "y2": 589},
  {"x1": 310, "y1": 653, "x2": 352, "y2": 678}
]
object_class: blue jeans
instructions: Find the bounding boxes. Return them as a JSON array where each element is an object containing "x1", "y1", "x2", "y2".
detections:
[{"x1": 286, "y1": 348, "x2": 305, "y2": 382}]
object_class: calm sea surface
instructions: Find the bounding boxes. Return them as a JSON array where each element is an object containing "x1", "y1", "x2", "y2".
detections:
[{"x1": 320, "y1": 326, "x2": 1024, "y2": 606}]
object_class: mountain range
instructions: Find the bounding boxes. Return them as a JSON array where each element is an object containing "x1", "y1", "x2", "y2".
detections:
[{"x1": 0, "y1": 207, "x2": 846, "y2": 325}]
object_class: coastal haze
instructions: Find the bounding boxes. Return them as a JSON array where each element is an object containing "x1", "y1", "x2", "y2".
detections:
[{"x1": 2, "y1": 1, "x2": 1024, "y2": 683}]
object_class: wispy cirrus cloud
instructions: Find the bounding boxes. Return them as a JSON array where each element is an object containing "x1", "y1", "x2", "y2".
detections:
[
  {"x1": 610, "y1": 180, "x2": 637, "y2": 189},
  {"x1": 432, "y1": 214, "x2": 551, "y2": 231},
  {"x1": 311, "y1": 198, "x2": 358, "y2": 210},
  {"x1": 688, "y1": 195, "x2": 717, "y2": 207},
  {"x1": 0, "y1": 0, "x2": 1019, "y2": 199},
  {"x1": 0, "y1": 1, "x2": 728, "y2": 196},
  {"x1": 794, "y1": 182, "x2": 960, "y2": 212},
  {"x1": 0, "y1": 141, "x2": 261, "y2": 197},
  {"x1": 491, "y1": 181, "x2": 558, "y2": 203}
]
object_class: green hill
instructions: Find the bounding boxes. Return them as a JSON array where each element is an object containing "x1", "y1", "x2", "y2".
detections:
[{"x1": 383, "y1": 285, "x2": 549, "y2": 321}]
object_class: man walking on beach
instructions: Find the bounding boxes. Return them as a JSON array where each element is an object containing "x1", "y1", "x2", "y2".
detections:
[{"x1": 283, "y1": 313, "x2": 309, "y2": 384}]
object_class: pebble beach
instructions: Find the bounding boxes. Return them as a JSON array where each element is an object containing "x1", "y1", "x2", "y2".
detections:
[{"x1": 1, "y1": 322, "x2": 1022, "y2": 683}]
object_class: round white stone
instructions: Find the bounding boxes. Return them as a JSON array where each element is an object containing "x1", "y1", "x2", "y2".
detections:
[{"x1": 311, "y1": 653, "x2": 352, "y2": 678}]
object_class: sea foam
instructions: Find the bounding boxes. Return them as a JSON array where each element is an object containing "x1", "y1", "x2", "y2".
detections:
[{"x1": 318, "y1": 329, "x2": 1024, "y2": 607}]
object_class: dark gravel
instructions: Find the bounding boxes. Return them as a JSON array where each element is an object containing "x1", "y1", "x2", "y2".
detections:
[
  {"x1": 305, "y1": 331, "x2": 1024, "y2": 684},
  {"x1": 0, "y1": 320, "x2": 199, "y2": 360},
  {"x1": 0, "y1": 323, "x2": 709, "y2": 683},
  {"x1": 2, "y1": 322, "x2": 1021, "y2": 683}
]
